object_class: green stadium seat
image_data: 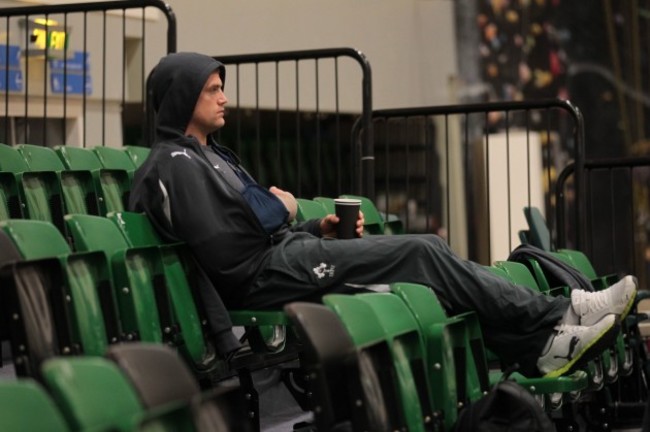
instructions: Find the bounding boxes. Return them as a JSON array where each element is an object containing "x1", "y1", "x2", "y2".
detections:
[
  {"x1": 494, "y1": 260, "x2": 548, "y2": 293},
  {"x1": 490, "y1": 261, "x2": 610, "y2": 394},
  {"x1": 284, "y1": 301, "x2": 397, "y2": 431},
  {"x1": 522, "y1": 207, "x2": 643, "y2": 389},
  {"x1": 106, "y1": 211, "x2": 212, "y2": 370},
  {"x1": 314, "y1": 194, "x2": 405, "y2": 235},
  {"x1": 20, "y1": 170, "x2": 65, "y2": 229},
  {"x1": 323, "y1": 293, "x2": 428, "y2": 432},
  {"x1": 16, "y1": 144, "x2": 100, "y2": 216},
  {"x1": 390, "y1": 282, "x2": 482, "y2": 429},
  {"x1": 0, "y1": 219, "x2": 121, "y2": 359},
  {"x1": 523, "y1": 206, "x2": 618, "y2": 290},
  {"x1": 355, "y1": 292, "x2": 438, "y2": 431},
  {"x1": 295, "y1": 198, "x2": 328, "y2": 221},
  {"x1": 339, "y1": 194, "x2": 386, "y2": 235},
  {"x1": 340, "y1": 194, "x2": 405, "y2": 235},
  {"x1": 16, "y1": 143, "x2": 70, "y2": 172},
  {"x1": 106, "y1": 342, "x2": 253, "y2": 431},
  {"x1": 55, "y1": 145, "x2": 131, "y2": 215},
  {"x1": 107, "y1": 211, "x2": 293, "y2": 364},
  {"x1": 313, "y1": 196, "x2": 335, "y2": 214},
  {"x1": 92, "y1": 145, "x2": 137, "y2": 175},
  {"x1": 0, "y1": 172, "x2": 22, "y2": 220},
  {"x1": 0, "y1": 380, "x2": 70, "y2": 431},
  {"x1": 62, "y1": 214, "x2": 295, "y2": 429},
  {"x1": 0, "y1": 257, "x2": 72, "y2": 377},
  {"x1": 65, "y1": 214, "x2": 168, "y2": 345},
  {"x1": 524, "y1": 206, "x2": 553, "y2": 252},
  {"x1": 123, "y1": 145, "x2": 152, "y2": 168},
  {"x1": 0, "y1": 144, "x2": 66, "y2": 231},
  {"x1": 0, "y1": 142, "x2": 29, "y2": 172},
  {"x1": 391, "y1": 280, "x2": 589, "y2": 419},
  {"x1": 41, "y1": 356, "x2": 192, "y2": 431},
  {"x1": 55, "y1": 145, "x2": 104, "y2": 170}
]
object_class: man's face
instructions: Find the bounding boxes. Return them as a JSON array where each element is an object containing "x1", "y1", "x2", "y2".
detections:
[{"x1": 190, "y1": 71, "x2": 228, "y2": 135}]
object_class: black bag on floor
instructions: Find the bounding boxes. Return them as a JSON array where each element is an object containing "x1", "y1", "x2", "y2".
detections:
[{"x1": 454, "y1": 365, "x2": 554, "y2": 432}]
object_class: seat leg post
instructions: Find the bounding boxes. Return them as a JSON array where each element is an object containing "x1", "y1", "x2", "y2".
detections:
[{"x1": 238, "y1": 369, "x2": 260, "y2": 432}]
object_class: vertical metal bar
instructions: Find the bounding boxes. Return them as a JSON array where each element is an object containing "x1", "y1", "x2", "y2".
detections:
[
  {"x1": 254, "y1": 62, "x2": 260, "y2": 179},
  {"x1": 295, "y1": 60, "x2": 301, "y2": 197},
  {"x1": 315, "y1": 59, "x2": 321, "y2": 195},
  {"x1": 334, "y1": 58, "x2": 341, "y2": 194},
  {"x1": 24, "y1": 13, "x2": 29, "y2": 143},
  {"x1": 425, "y1": 115, "x2": 432, "y2": 233},
  {"x1": 464, "y1": 112, "x2": 470, "y2": 253},
  {"x1": 628, "y1": 166, "x2": 637, "y2": 276},
  {"x1": 122, "y1": 9, "x2": 126, "y2": 115},
  {"x1": 404, "y1": 117, "x2": 411, "y2": 230},
  {"x1": 101, "y1": 10, "x2": 106, "y2": 145},
  {"x1": 43, "y1": 14, "x2": 48, "y2": 146},
  {"x1": 545, "y1": 109, "x2": 553, "y2": 243},
  {"x1": 4, "y1": 17, "x2": 9, "y2": 144},
  {"x1": 82, "y1": 11, "x2": 87, "y2": 145},
  {"x1": 608, "y1": 168, "x2": 616, "y2": 272},
  {"x1": 525, "y1": 110, "x2": 531, "y2": 209},
  {"x1": 141, "y1": 8, "x2": 146, "y2": 112},
  {"x1": 360, "y1": 55, "x2": 373, "y2": 199},
  {"x1": 630, "y1": 1, "x2": 643, "y2": 142},
  {"x1": 505, "y1": 110, "x2": 512, "y2": 252},
  {"x1": 484, "y1": 111, "x2": 491, "y2": 263},
  {"x1": 274, "y1": 61, "x2": 281, "y2": 186},
  {"x1": 573, "y1": 103, "x2": 586, "y2": 251},
  {"x1": 445, "y1": 114, "x2": 451, "y2": 245},
  {"x1": 235, "y1": 64, "x2": 241, "y2": 155},
  {"x1": 382, "y1": 117, "x2": 389, "y2": 217},
  {"x1": 585, "y1": 169, "x2": 593, "y2": 255},
  {"x1": 62, "y1": 12, "x2": 68, "y2": 145}
]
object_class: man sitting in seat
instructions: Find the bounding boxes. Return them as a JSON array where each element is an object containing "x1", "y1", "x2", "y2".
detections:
[{"x1": 130, "y1": 52, "x2": 637, "y2": 378}]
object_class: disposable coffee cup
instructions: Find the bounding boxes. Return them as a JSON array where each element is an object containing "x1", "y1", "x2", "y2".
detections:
[{"x1": 334, "y1": 198, "x2": 361, "y2": 239}]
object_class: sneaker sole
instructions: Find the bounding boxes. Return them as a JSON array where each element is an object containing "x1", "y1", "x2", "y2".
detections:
[{"x1": 543, "y1": 319, "x2": 621, "y2": 378}]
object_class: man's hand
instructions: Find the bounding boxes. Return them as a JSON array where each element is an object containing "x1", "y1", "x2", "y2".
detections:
[
  {"x1": 269, "y1": 186, "x2": 297, "y2": 222},
  {"x1": 320, "y1": 210, "x2": 365, "y2": 238}
]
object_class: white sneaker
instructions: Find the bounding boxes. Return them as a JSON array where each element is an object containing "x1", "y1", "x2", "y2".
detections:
[
  {"x1": 571, "y1": 275, "x2": 637, "y2": 326},
  {"x1": 537, "y1": 314, "x2": 618, "y2": 378}
]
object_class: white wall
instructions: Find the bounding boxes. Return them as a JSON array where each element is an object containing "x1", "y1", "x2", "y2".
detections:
[
  {"x1": 0, "y1": 1, "x2": 459, "y2": 142},
  {"x1": 166, "y1": 0, "x2": 458, "y2": 110}
]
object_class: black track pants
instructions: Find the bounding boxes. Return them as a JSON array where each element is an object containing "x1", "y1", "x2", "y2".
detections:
[{"x1": 246, "y1": 233, "x2": 571, "y2": 375}]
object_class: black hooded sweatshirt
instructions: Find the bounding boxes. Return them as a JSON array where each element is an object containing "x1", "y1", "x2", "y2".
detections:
[{"x1": 129, "y1": 53, "x2": 320, "y2": 356}]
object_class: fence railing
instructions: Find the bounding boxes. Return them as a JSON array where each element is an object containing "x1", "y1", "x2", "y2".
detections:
[
  {"x1": 557, "y1": 156, "x2": 650, "y2": 288},
  {"x1": 354, "y1": 99, "x2": 585, "y2": 264},
  {"x1": 0, "y1": 0, "x2": 175, "y2": 148},
  {"x1": 199, "y1": 48, "x2": 373, "y2": 200}
]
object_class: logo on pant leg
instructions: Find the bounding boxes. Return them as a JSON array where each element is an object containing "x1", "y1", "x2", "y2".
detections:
[{"x1": 313, "y1": 262, "x2": 335, "y2": 279}]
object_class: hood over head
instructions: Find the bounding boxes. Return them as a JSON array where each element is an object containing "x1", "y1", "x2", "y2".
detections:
[{"x1": 149, "y1": 52, "x2": 225, "y2": 140}]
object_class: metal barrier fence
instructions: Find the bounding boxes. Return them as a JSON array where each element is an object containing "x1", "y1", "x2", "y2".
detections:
[
  {"x1": 207, "y1": 48, "x2": 373, "y2": 201},
  {"x1": 557, "y1": 156, "x2": 650, "y2": 289},
  {"x1": 354, "y1": 99, "x2": 586, "y2": 265},
  {"x1": 0, "y1": 0, "x2": 175, "y2": 148}
]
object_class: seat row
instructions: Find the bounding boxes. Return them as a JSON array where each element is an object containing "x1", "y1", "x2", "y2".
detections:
[
  {"x1": 0, "y1": 143, "x2": 151, "y2": 231},
  {"x1": 517, "y1": 206, "x2": 650, "y2": 429},
  {"x1": 296, "y1": 195, "x2": 404, "y2": 235},
  {"x1": 0, "y1": 212, "x2": 604, "y2": 430},
  {"x1": 0, "y1": 213, "x2": 526, "y2": 431},
  {"x1": 1, "y1": 160, "x2": 648, "y2": 430},
  {"x1": 0, "y1": 212, "x2": 307, "y2": 431},
  {"x1": 0, "y1": 342, "x2": 249, "y2": 431}
]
